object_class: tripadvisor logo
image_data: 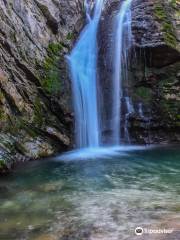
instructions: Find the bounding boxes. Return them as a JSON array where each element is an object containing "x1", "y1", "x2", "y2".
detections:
[
  {"x1": 135, "y1": 226, "x2": 174, "y2": 236},
  {"x1": 135, "y1": 227, "x2": 143, "y2": 236}
]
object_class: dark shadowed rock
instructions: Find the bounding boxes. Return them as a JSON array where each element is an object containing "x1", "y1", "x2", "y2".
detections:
[{"x1": 98, "y1": 0, "x2": 180, "y2": 144}]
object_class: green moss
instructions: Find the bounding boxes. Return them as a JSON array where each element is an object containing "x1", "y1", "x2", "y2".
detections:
[
  {"x1": 154, "y1": 2, "x2": 177, "y2": 48},
  {"x1": 6, "y1": 114, "x2": 39, "y2": 137},
  {"x1": 0, "y1": 91, "x2": 7, "y2": 121},
  {"x1": 44, "y1": 56, "x2": 55, "y2": 70},
  {"x1": 154, "y1": 3, "x2": 166, "y2": 20},
  {"x1": 135, "y1": 87, "x2": 152, "y2": 103},
  {"x1": 0, "y1": 91, "x2": 4, "y2": 101},
  {"x1": 0, "y1": 108, "x2": 6, "y2": 121},
  {"x1": 159, "y1": 78, "x2": 174, "y2": 88},
  {"x1": 170, "y1": 0, "x2": 177, "y2": 8},
  {"x1": 160, "y1": 99, "x2": 180, "y2": 121},
  {"x1": 0, "y1": 160, "x2": 6, "y2": 169},
  {"x1": 163, "y1": 22, "x2": 173, "y2": 32},
  {"x1": 40, "y1": 42, "x2": 62, "y2": 95},
  {"x1": 66, "y1": 32, "x2": 74, "y2": 40},
  {"x1": 41, "y1": 67, "x2": 60, "y2": 94},
  {"x1": 175, "y1": 121, "x2": 180, "y2": 127},
  {"x1": 171, "y1": 205, "x2": 180, "y2": 212},
  {"x1": 48, "y1": 43, "x2": 63, "y2": 55},
  {"x1": 175, "y1": 9, "x2": 180, "y2": 17},
  {"x1": 165, "y1": 33, "x2": 176, "y2": 48}
]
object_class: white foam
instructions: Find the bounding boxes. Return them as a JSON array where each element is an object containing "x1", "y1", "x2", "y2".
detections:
[{"x1": 55, "y1": 145, "x2": 151, "y2": 161}]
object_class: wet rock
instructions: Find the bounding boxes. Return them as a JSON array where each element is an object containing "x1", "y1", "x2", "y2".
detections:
[
  {"x1": 98, "y1": 0, "x2": 180, "y2": 144},
  {"x1": 38, "y1": 181, "x2": 64, "y2": 193},
  {"x1": 0, "y1": 0, "x2": 84, "y2": 171},
  {"x1": 132, "y1": 0, "x2": 180, "y2": 67}
]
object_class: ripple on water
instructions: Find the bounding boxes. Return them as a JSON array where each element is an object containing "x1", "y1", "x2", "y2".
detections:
[{"x1": 0, "y1": 145, "x2": 180, "y2": 240}]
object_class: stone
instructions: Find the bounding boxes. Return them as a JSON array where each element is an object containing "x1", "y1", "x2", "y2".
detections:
[
  {"x1": 0, "y1": 0, "x2": 84, "y2": 171},
  {"x1": 34, "y1": 234, "x2": 57, "y2": 240},
  {"x1": 98, "y1": 0, "x2": 180, "y2": 144}
]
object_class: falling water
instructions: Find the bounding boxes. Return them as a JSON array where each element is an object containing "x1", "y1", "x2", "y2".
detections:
[
  {"x1": 84, "y1": 0, "x2": 92, "y2": 22},
  {"x1": 68, "y1": 0, "x2": 133, "y2": 150},
  {"x1": 124, "y1": 97, "x2": 134, "y2": 143},
  {"x1": 68, "y1": 0, "x2": 104, "y2": 148},
  {"x1": 112, "y1": 0, "x2": 133, "y2": 145},
  {"x1": 138, "y1": 102, "x2": 144, "y2": 118}
]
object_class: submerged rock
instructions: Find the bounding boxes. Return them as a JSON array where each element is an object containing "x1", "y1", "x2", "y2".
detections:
[{"x1": 34, "y1": 234, "x2": 57, "y2": 240}]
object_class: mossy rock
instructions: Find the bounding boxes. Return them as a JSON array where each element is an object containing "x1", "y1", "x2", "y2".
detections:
[
  {"x1": 154, "y1": 3, "x2": 166, "y2": 20},
  {"x1": 4, "y1": 113, "x2": 39, "y2": 139},
  {"x1": 0, "y1": 134, "x2": 18, "y2": 172},
  {"x1": 33, "y1": 97, "x2": 44, "y2": 127},
  {"x1": 40, "y1": 42, "x2": 64, "y2": 95},
  {"x1": 48, "y1": 43, "x2": 63, "y2": 55},
  {"x1": 0, "y1": 91, "x2": 7, "y2": 121},
  {"x1": 134, "y1": 87, "x2": 153, "y2": 103},
  {"x1": 154, "y1": 2, "x2": 177, "y2": 48},
  {"x1": 0, "y1": 108, "x2": 6, "y2": 121},
  {"x1": 66, "y1": 32, "x2": 75, "y2": 40},
  {"x1": 0, "y1": 160, "x2": 6, "y2": 170},
  {"x1": 177, "y1": 114, "x2": 180, "y2": 120},
  {"x1": 170, "y1": 0, "x2": 178, "y2": 8},
  {"x1": 0, "y1": 90, "x2": 4, "y2": 102},
  {"x1": 160, "y1": 99, "x2": 180, "y2": 122}
]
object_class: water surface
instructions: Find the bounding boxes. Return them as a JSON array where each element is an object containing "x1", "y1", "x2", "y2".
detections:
[{"x1": 0, "y1": 145, "x2": 180, "y2": 240}]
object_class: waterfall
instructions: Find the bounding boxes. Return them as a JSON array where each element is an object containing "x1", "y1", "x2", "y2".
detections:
[
  {"x1": 124, "y1": 97, "x2": 134, "y2": 143},
  {"x1": 68, "y1": 0, "x2": 104, "y2": 148},
  {"x1": 111, "y1": 0, "x2": 133, "y2": 145},
  {"x1": 138, "y1": 103, "x2": 144, "y2": 118},
  {"x1": 68, "y1": 0, "x2": 133, "y2": 152}
]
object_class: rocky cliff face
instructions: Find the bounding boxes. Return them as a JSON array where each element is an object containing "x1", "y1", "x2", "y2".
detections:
[
  {"x1": 130, "y1": 0, "x2": 180, "y2": 143},
  {"x1": 98, "y1": 0, "x2": 180, "y2": 144},
  {"x1": 0, "y1": 0, "x2": 84, "y2": 172}
]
